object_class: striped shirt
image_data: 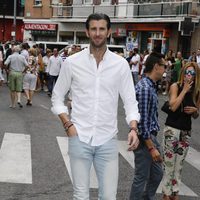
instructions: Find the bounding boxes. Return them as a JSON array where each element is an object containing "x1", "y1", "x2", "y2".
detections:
[{"x1": 135, "y1": 76, "x2": 160, "y2": 140}]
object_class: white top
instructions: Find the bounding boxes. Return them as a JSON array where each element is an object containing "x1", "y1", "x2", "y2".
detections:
[
  {"x1": 46, "y1": 55, "x2": 62, "y2": 76},
  {"x1": 140, "y1": 54, "x2": 149, "y2": 75},
  {"x1": 131, "y1": 54, "x2": 140, "y2": 72},
  {"x1": 196, "y1": 55, "x2": 200, "y2": 68},
  {"x1": 43, "y1": 56, "x2": 50, "y2": 72},
  {"x1": 0, "y1": 69, "x2": 4, "y2": 81},
  {"x1": 51, "y1": 47, "x2": 140, "y2": 146},
  {"x1": 20, "y1": 49, "x2": 29, "y2": 61},
  {"x1": 0, "y1": 51, "x2": 3, "y2": 62}
]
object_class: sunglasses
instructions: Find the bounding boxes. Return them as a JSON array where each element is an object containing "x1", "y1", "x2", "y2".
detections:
[{"x1": 185, "y1": 69, "x2": 196, "y2": 76}]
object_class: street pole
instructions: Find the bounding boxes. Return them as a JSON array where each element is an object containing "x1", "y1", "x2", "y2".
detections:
[
  {"x1": 13, "y1": 0, "x2": 17, "y2": 41},
  {"x1": 2, "y1": 1, "x2": 6, "y2": 42}
]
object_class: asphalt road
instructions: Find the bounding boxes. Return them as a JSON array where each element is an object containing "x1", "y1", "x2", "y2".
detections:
[{"x1": 0, "y1": 83, "x2": 200, "y2": 200}]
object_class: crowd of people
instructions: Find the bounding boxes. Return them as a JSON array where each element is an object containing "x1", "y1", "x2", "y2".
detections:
[
  {"x1": 126, "y1": 47, "x2": 200, "y2": 96},
  {"x1": 0, "y1": 41, "x2": 81, "y2": 107},
  {"x1": 0, "y1": 12, "x2": 200, "y2": 200}
]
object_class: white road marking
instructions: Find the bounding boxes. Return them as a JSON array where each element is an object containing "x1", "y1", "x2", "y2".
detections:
[
  {"x1": 186, "y1": 147, "x2": 200, "y2": 171},
  {"x1": 0, "y1": 133, "x2": 32, "y2": 184},
  {"x1": 40, "y1": 104, "x2": 50, "y2": 110},
  {"x1": 118, "y1": 140, "x2": 135, "y2": 168},
  {"x1": 157, "y1": 181, "x2": 198, "y2": 197}
]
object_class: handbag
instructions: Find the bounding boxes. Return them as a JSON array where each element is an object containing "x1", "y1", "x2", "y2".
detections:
[
  {"x1": 161, "y1": 101, "x2": 171, "y2": 114},
  {"x1": 161, "y1": 100, "x2": 183, "y2": 115}
]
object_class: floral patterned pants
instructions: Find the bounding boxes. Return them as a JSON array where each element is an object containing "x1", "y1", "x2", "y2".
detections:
[{"x1": 162, "y1": 125, "x2": 191, "y2": 196}]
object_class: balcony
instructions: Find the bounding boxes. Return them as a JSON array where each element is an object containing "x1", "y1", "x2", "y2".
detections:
[{"x1": 51, "y1": 0, "x2": 200, "y2": 21}]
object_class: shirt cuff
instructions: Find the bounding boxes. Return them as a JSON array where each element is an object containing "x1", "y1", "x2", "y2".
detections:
[
  {"x1": 126, "y1": 113, "x2": 140, "y2": 125},
  {"x1": 51, "y1": 105, "x2": 69, "y2": 115}
]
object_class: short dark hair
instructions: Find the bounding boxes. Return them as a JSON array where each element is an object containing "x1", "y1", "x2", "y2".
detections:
[
  {"x1": 145, "y1": 52, "x2": 165, "y2": 73},
  {"x1": 21, "y1": 43, "x2": 28, "y2": 49},
  {"x1": 86, "y1": 13, "x2": 111, "y2": 30},
  {"x1": 133, "y1": 48, "x2": 138, "y2": 53}
]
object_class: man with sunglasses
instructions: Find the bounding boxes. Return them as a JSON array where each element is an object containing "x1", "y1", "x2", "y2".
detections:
[{"x1": 129, "y1": 52, "x2": 165, "y2": 200}]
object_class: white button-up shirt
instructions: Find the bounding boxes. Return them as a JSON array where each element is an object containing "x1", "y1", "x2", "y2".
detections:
[
  {"x1": 46, "y1": 55, "x2": 62, "y2": 76},
  {"x1": 196, "y1": 55, "x2": 200, "y2": 68},
  {"x1": 51, "y1": 47, "x2": 140, "y2": 146},
  {"x1": 131, "y1": 54, "x2": 140, "y2": 73}
]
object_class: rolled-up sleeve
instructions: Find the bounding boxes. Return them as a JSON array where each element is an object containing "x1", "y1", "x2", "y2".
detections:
[
  {"x1": 119, "y1": 60, "x2": 140, "y2": 124},
  {"x1": 51, "y1": 60, "x2": 72, "y2": 115}
]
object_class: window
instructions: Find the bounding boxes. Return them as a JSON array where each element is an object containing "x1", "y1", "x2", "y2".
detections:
[
  {"x1": 52, "y1": 0, "x2": 59, "y2": 4},
  {"x1": 102, "y1": 0, "x2": 110, "y2": 4},
  {"x1": 84, "y1": 0, "x2": 92, "y2": 4},
  {"x1": 34, "y1": 0, "x2": 42, "y2": 5}
]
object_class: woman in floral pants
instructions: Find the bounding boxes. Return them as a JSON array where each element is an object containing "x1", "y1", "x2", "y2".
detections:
[
  {"x1": 162, "y1": 62, "x2": 200, "y2": 200},
  {"x1": 162, "y1": 127, "x2": 190, "y2": 200}
]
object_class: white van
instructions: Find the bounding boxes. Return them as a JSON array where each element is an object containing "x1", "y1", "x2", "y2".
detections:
[
  {"x1": 59, "y1": 44, "x2": 126, "y2": 57},
  {"x1": 35, "y1": 41, "x2": 69, "y2": 52}
]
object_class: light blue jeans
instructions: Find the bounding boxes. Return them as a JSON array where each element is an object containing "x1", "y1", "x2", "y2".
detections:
[{"x1": 68, "y1": 136, "x2": 119, "y2": 200}]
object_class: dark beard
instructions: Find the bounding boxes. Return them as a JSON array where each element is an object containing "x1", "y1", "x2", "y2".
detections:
[{"x1": 90, "y1": 39, "x2": 107, "y2": 49}]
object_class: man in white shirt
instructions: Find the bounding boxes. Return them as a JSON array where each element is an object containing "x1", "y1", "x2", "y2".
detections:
[
  {"x1": 51, "y1": 13, "x2": 140, "y2": 200},
  {"x1": 196, "y1": 49, "x2": 200, "y2": 68},
  {"x1": 46, "y1": 48, "x2": 62, "y2": 97},
  {"x1": 20, "y1": 43, "x2": 29, "y2": 61},
  {"x1": 130, "y1": 48, "x2": 141, "y2": 86}
]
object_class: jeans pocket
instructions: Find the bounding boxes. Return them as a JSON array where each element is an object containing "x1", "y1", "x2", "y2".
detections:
[{"x1": 68, "y1": 135, "x2": 78, "y2": 140}]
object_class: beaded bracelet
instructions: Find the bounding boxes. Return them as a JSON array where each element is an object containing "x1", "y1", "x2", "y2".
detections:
[
  {"x1": 63, "y1": 120, "x2": 72, "y2": 127},
  {"x1": 148, "y1": 147, "x2": 156, "y2": 153},
  {"x1": 64, "y1": 123, "x2": 74, "y2": 132}
]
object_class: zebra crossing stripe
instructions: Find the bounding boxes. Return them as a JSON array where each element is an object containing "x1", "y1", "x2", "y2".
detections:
[
  {"x1": 0, "y1": 133, "x2": 32, "y2": 184},
  {"x1": 118, "y1": 140, "x2": 198, "y2": 197},
  {"x1": 186, "y1": 147, "x2": 200, "y2": 171},
  {"x1": 118, "y1": 141, "x2": 135, "y2": 168},
  {"x1": 56, "y1": 137, "x2": 98, "y2": 188},
  {"x1": 157, "y1": 181, "x2": 198, "y2": 197}
]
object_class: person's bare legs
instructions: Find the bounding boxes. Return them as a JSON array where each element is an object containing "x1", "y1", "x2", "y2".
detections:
[
  {"x1": 24, "y1": 89, "x2": 30, "y2": 101},
  {"x1": 10, "y1": 91, "x2": 16, "y2": 108},
  {"x1": 29, "y1": 90, "x2": 34, "y2": 105},
  {"x1": 16, "y1": 92, "x2": 23, "y2": 108}
]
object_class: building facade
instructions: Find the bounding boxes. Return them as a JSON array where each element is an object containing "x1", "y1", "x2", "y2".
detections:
[
  {"x1": 0, "y1": 0, "x2": 25, "y2": 42},
  {"x1": 22, "y1": 0, "x2": 200, "y2": 57}
]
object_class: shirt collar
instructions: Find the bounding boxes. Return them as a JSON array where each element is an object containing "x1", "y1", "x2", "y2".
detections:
[
  {"x1": 86, "y1": 45, "x2": 110, "y2": 61},
  {"x1": 146, "y1": 76, "x2": 157, "y2": 89}
]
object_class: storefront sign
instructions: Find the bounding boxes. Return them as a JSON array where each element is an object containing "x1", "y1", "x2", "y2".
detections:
[
  {"x1": 116, "y1": 28, "x2": 126, "y2": 37},
  {"x1": 24, "y1": 23, "x2": 57, "y2": 31},
  {"x1": 126, "y1": 23, "x2": 168, "y2": 31},
  {"x1": 163, "y1": 29, "x2": 170, "y2": 38}
]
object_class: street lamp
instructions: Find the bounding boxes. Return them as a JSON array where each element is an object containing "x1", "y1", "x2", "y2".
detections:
[
  {"x1": 2, "y1": 0, "x2": 6, "y2": 42},
  {"x1": 12, "y1": 0, "x2": 17, "y2": 41}
]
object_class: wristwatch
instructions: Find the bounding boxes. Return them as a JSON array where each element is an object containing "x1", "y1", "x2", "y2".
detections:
[{"x1": 129, "y1": 127, "x2": 138, "y2": 133}]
